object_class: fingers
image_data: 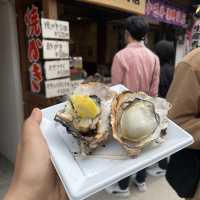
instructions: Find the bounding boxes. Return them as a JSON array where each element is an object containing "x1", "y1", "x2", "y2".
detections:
[
  {"x1": 29, "y1": 108, "x2": 42, "y2": 124},
  {"x1": 21, "y1": 108, "x2": 43, "y2": 140}
]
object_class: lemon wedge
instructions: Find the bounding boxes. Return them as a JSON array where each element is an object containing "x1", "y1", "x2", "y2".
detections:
[{"x1": 70, "y1": 95, "x2": 100, "y2": 118}]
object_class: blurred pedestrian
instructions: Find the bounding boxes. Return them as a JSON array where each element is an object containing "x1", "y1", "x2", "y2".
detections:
[
  {"x1": 147, "y1": 40, "x2": 175, "y2": 176},
  {"x1": 166, "y1": 48, "x2": 200, "y2": 200},
  {"x1": 105, "y1": 15, "x2": 160, "y2": 197},
  {"x1": 157, "y1": 40, "x2": 175, "y2": 98}
]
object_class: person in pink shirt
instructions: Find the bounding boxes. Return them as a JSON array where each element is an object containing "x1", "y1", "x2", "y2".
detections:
[
  {"x1": 106, "y1": 16, "x2": 160, "y2": 198},
  {"x1": 111, "y1": 20, "x2": 160, "y2": 96}
]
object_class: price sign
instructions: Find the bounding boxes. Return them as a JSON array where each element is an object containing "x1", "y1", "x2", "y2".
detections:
[
  {"x1": 45, "y1": 78, "x2": 70, "y2": 98},
  {"x1": 70, "y1": 79, "x2": 84, "y2": 90},
  {"x1": 41, "y1": 18, "x2": 70, "y2": 40},
  {"x1": 44, "y1": 60, "x2": 70, "y2": 80},
  {"x1": 43, "y1": 40, "x2": 69, "y2": 59}
]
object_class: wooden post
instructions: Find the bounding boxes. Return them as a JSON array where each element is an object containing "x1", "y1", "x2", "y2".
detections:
[
  {"x1": 97, "y1": 20, "x2": 107, "y2": 65},
  {"x1": 42, "y1": 0, "x2": 58, "y2": 19}
]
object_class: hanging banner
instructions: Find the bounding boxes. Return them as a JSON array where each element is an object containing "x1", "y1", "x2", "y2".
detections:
[
  {"x1": 41, "y1": 18, "x2": 70, "y2": 40},
  {"x1": 24, "y1": 4, "x2": 43, "y2": 94},
  {"x1": 79, "y1": 0, "x2": 146, "y2": 15},
  {"x1": 145, "y1": 0, "x2": 187, "y2": 27}
]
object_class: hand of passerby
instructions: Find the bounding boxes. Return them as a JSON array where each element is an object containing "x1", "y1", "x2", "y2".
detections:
[{"x1": 4, "y1": 108, "x2": 67, "y2": 200}]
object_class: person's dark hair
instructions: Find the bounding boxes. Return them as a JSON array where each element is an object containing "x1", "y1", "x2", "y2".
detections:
[
  {"x1": 155, "y1": 40, "x2": 175, "y2": 65},
  {"x1": 126, "y1": 16, "x2": 149, "y2": 41}
]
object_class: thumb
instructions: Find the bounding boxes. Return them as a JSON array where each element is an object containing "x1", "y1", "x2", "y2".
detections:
[{"x1": 30, "y1": 108, "x2": 42, "y2": 124}]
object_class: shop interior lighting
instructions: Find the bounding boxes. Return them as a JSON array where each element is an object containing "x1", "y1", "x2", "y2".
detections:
[
  {"x1": 77, "y1": 17, "x2": 82, "y2": 20},
  {"x1": 196, "y1": 5, "x2": 200, "y2": 14}
]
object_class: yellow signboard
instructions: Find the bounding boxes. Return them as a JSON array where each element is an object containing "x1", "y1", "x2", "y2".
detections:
[{"x1": 78, "y1": 0, "x2": 146, "y2": 15}]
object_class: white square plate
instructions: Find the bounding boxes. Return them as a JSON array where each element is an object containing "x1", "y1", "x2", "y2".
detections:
[{"x1": 41, "y1": 84, "x2": 193, "y2": 200}]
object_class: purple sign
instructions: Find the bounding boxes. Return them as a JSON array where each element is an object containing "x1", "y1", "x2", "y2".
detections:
[{"x1": 146, "y1": 0, "x2": 187, "y2": 27}]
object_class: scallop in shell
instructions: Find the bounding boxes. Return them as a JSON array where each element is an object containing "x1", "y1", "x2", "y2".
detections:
[{"x1": 111, "y1": 91, "x2": 171, "y2": 157}]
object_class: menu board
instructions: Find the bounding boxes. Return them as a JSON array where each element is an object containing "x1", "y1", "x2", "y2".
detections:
[
  {"x1": 45, "y1": 78, "x2": 70, "y2": 98},
  {"x1": 44, "y1": 60, "x2": 70, "y2": 80},
  {"x1": 45, "y1": 79, "x2": 84, "y2": 98},
  {"x1": 42, "y1": 40, "x2": 69, "y2": 59},
  {"x1": 41, "y1": 18, "x2": 84, "y2": 98},
  {"x1": 41, "y1": 18, "x2": 70, "y2": 40}
]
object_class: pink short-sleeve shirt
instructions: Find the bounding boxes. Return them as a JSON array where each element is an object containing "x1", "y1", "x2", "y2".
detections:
[{"x1": 111, "y1": 42, "x2": 160, "y2": 97}]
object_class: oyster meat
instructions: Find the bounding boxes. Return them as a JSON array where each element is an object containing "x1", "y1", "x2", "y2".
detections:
[
  {"x1": 55, "y1": 82, "x2": 117, "y2": 154},
  {"x1": 111, "y1": 91, "x2": 171, "y2": 156}
]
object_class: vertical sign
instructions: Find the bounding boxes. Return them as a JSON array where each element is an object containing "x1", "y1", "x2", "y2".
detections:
[{"x1": 24, "y1": 5, "x2": 43, "y2": 93}]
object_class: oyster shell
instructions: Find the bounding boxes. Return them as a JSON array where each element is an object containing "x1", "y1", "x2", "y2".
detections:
[
  {"x1": 111, "y1": 91, "x2": 171, "y2": 157},
  {"x1": 55, "y1": 82, "x2": 117, "y2": 155}
]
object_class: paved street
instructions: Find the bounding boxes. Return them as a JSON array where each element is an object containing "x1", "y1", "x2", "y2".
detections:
[
  {"x1": 87, "y1": 175, "x2": 182, "y2": 200},
  {"x1": 0, "y1": 154, "x2": 182, "y2": 200},
  {"x1": 0, "y1": 155, "x2": 13, "y2": 199}
]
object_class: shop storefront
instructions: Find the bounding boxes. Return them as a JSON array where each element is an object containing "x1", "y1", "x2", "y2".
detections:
[
  {"x1": 145, "y1": 0, "x2": 189, "y2": 64},
  {"x1": 0, "y1": 0, "x2": 193, "y2": 168},
  {"x1": 15, "y1": 0, "x2": 192, "y2": 119},
  {"x1": 16, "y1": 0, "x2": 146, "y2": 117}
]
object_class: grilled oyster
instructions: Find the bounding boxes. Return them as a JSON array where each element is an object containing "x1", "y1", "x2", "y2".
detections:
[
  {"x1": 111, "y1": 91, "x2": 171, "y2": 157},
  {"x1": 55, "y1": 82, "x2": 117, "y2": 154}
]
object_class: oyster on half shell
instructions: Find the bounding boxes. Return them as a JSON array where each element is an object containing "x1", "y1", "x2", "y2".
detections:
[
  {"x1": 55, "y1": 82, "x2": 117, "y2": 155},
  {"x1": 111, "y1": 91, "x2": 171, "y2": 157}
]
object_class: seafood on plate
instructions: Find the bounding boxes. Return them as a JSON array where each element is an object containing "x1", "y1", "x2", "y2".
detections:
[
  {"x1": 55, "y1": 82, "x2": 117, "y2": 155},
  {"x1": 111, "y1": 91, "x2": 171, "y2": 157}
]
